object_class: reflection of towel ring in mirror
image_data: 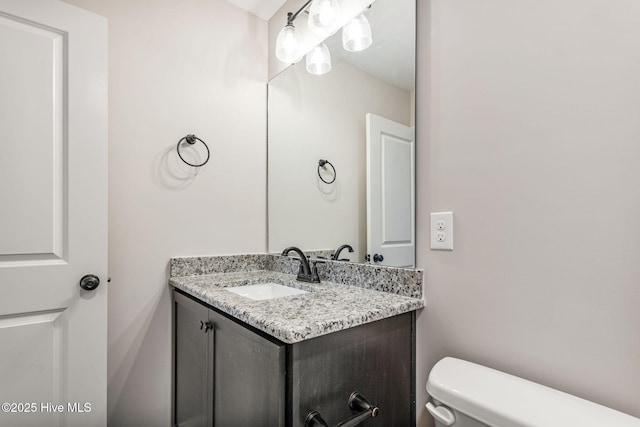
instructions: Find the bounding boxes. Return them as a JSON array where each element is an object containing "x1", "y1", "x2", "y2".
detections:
[
  {"x1": 318, "y1": 159, "x2": 336, "y2": 184},
  {"x1": 177, "y1": 134, "x2": 210, "y2": 167}
]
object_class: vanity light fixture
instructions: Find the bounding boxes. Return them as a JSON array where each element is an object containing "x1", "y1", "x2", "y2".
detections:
[
  {"x1": 306, "y1": 43, "x2": 332, "y2": 75},
  {"x1": 275, "y1": 0, "x2": 316, "y2": 64},
  {"x1": 275, "y1": 1, "x2": 374, "y2": 70},
  {"x1": 342, "y1": 12, "x2": 372, "y2": 52},
  {"x1": 275, "y1": 13, "x2": 303, "y2": 63},
  {"x1": 308, "y1": 0, "x2": 340, "y2": 37}
]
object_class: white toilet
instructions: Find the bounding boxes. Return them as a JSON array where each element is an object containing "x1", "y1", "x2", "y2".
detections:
[{"x1": 426, "y1": 357, "x2": 640, "y2": 427}]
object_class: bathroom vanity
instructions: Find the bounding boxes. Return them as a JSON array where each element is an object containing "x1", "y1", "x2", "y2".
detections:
[{"x1": 170, "y1": 255, "x2": 424, "y2": 427}]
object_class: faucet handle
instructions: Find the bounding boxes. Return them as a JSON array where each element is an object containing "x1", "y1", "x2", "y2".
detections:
[
  {"x1": 310, "y1": 259, "x2": 325, "y2": 270},
  {"x1": 309, "y1": 260, "x2": 324, "y2": 282},
  {"x1": 291, "y1": 257, "x2": 310, "y2": 277}
]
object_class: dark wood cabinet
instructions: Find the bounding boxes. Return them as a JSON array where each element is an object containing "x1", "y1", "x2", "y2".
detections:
[
  {"x1": 290, "y1": 313, "x2": 414, "y2": 426},
  {"x1": 173, "y1": 291, "x2": 285, "y2": 427},
  {"x1": 174, "y1": 290, "x2": 213, "y2": 427},
  {"x1": 212, "y1": 305, "x2": 285, "y2": 425},
  {"x1": 173, "y1": 289, "x2": 415, "y2": 427}
]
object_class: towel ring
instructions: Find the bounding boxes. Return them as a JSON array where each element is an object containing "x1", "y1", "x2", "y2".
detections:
[
  {"x1": 318, "y1": 159, "x2": 336, "y2": 184},
  {"x1": 177, "y1": 134, "x2": 210, "y2": 167}
]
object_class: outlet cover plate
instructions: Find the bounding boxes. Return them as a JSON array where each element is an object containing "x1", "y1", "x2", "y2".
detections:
[{"x1": 431, "y1": 212, "x2": 453, "y2": 250}]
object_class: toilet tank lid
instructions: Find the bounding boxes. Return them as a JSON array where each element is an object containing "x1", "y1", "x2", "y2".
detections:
[{"x1": 427, "y1": 357, "x2": 640, "y2": 427}]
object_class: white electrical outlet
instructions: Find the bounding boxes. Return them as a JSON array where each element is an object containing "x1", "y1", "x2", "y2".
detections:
[{"x1": 431, "y1": 212, "x2": 453, "y2": 250}]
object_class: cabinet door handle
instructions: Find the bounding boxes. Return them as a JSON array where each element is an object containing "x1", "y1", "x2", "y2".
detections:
[
  {"x1": 199, "y1": 320, "x2": 213, "y2": 332},
  {"x1": 204, "y1": 321, "x2": 213, "y2": 333}
]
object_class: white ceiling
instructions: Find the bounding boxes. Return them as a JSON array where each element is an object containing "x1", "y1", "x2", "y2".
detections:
[
  {"x1": 324, "y1": 0, "x2": 415, "y2": 91},
  {"x1": 223, "y1": 0, "x2": 286, "y2": 20}
]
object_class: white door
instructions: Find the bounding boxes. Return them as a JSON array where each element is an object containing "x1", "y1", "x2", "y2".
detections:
[
  {"x1": 366, "y1": 113, "x2": 415, "y2": 268},
  {"x1": 0, "y1": 1, "x2": 107, "y2": 426}
]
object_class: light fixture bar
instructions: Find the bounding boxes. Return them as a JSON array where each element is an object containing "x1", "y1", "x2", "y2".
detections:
[{"x1": 287, "y1": 0, "x2": 313, "y2": 25}]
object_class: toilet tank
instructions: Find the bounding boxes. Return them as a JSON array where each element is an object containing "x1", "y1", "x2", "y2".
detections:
[{"x1": 427, "y1": 357, "x2": 640, "y2": 427}]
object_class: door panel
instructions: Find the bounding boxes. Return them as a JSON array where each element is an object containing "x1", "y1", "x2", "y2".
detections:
[
  {"x1": 0, "y1": 12, "x2": 66, "y2": 261},
  {"x1": 0, "y1": 1, "x2": 107, "y2": 426},
  {"x1": 0, "y1": 309, "x2": 67, "y2": 426},
  {"x1": 382, "y1": 135, "x2": 413, "y2": 242}
]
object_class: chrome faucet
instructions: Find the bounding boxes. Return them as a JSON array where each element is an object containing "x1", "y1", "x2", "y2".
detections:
[
  {"x1": 281, "y1": 247, "x2": 321, "y2": 283},
  {"x1": 332, "y1": 244, "x2": 354, "y2": 261}
]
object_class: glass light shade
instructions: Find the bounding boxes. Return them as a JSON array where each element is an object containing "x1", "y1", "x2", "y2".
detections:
[
  {"x1": 342, "y1": 13, "x2": 372, "y2": 52},
  {"x1": 275, "y1": 24, "x2": 302, "y2": 63},
  {"x1": 308, "y1": 0, "x2": 340, "y2": 37},
  {"x1": 306, "y1": 43, "x2": 332, "y2": 75}
]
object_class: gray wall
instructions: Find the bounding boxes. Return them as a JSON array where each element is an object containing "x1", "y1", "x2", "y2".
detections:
[
  {"x1": 62, "y1": 0, "x2": 267, "y2": 425},
  {"x1": 415, "y1": 0, "x2": 640, "y2": 425}
]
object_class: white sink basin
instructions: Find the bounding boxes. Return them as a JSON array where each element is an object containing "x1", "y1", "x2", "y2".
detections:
[{"x1": 225, "y1": 283, "x2": 309, "y2": 301}]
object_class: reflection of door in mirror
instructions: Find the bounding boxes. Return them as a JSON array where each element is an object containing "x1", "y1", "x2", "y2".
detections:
[{"x1": 366, "y1": 114, "x2": 415, "y2": 268}]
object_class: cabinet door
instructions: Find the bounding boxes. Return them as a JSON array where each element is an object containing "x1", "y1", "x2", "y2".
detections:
[
  {"x1": 291, "y1": 312, "x2": 415, "y2": 426},
  {"x1": 211, "y1": 310, "x2": 285, "y2": 427},
  {"x1": 174, "y1": 291, "x2": 214, "y2": 427}
]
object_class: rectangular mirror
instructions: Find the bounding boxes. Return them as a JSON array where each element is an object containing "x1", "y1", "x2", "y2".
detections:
[{"x1": 268, "y1": 0, "x2": 416, "y2": 267}]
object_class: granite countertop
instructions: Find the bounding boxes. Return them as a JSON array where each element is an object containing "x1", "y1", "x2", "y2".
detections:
[{"x1": 169, "y1": 270, "x2": 424, "y2": 344}]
